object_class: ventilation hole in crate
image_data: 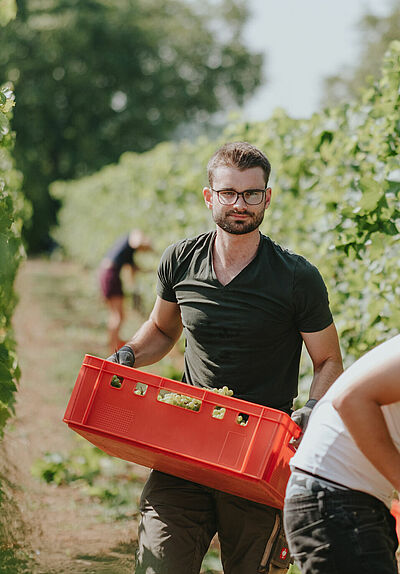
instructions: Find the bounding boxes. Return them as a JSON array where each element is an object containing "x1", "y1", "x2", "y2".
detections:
[
  {"x1": 110, "y1": 375, "x2": 123, "y2": 388},
  {"x1": 134, "y1": 382, "x2": 148, "y2": 396},
  {"x1": 236, "y1": 413, "x2": 249, "y2": 426},
  {"x1": 157, "y1": 389, "x2": 202, "y2": 411},
  {"x1": 212, "y1": 406, "x2": 226, "y2": 420}
]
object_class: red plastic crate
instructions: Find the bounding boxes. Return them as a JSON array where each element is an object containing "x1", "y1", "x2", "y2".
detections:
[
  {"x1": 63, "y1": 355, "x2": 301, "y2": 509},
  {"x1": 391, "y1": 500, "x2": 400, "y2": 543}
]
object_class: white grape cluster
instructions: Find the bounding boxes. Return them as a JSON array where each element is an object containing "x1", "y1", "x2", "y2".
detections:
[
  {"x1": 236, "y1": 415, "x2": 247, "y2": 426},
  {"x1": 212, "y1": 406, "x2": 226, "y2": 419},
  {"x1": 211, "y1": 386, "x2": 238, "y2": 420},
  {"x1": 134, "y1": 383, "x2": 147, "y2": 396},
  {"x1": 156, "y1": 385, "x2": 246, "y2": 425},
  {"x1": 211, "y1": 386, "x2": 234, "y2": 397},
  {"x1": 212, "y1": 388, "x2": 247, "y2": 426},
  {"x1": 118, "y1": 379, "x2": 245, "y2": 426},
  {"x1": 157, "y1": 391, "x2": 202, "y2": 411},
  {"x1": 213, "y1": 410, "x2": 247, "y2": 426},
  {"x1": 157, "y1": 385, "x2": 235, "y2": 412}
]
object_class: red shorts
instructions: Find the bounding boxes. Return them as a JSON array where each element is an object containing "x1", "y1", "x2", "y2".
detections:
[{"x1": 99, "y1": 264, "x2": 123, "y2": 299}]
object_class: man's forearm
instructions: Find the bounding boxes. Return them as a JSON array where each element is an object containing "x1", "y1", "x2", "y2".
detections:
[
  {"x1": 301, "y1": 323, "x2": 343, "y2": 402},
  {"x1": 309, "y1": 358, "x2": 343, "y2": 401},
  {"x1": 125, "y1": 318, "x2": 180, "y2": 367},
  {"x1": 334, "y1": 395, "x2": 400, "y2": 492}
]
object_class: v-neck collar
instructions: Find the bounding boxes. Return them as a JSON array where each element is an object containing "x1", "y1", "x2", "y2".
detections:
[{"x1": 209, "y1": 231, "x2": 263, "y2": 288}]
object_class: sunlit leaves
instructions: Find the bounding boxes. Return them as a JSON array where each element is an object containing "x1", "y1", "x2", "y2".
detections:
[
  {"x1": 0, "y1": 81, "x2": 25, "y2": 438},
  {"x1": 0, "y1": 0, "x2": 16, "y2": 27},
  {"x1": 53, "y1": 42, "x2": 400, "y2": 372}
]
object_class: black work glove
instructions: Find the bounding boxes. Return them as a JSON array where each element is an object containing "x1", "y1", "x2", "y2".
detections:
[
  {"x1": 290, "y1": 398, "x2": 318, "y2": 448},
  {"x1": 106, "y1": 345, "x2": 135, "y2": 367}
]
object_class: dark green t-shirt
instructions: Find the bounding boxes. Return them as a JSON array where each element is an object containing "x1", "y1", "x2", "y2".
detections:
[{"x1": 157, "y1": 231, "x2": 333, "y2": 412}]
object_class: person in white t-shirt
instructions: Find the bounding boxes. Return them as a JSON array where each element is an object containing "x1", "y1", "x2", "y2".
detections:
[{"x1": 284, "y1": 334, "x2": 400, "y2": 574}]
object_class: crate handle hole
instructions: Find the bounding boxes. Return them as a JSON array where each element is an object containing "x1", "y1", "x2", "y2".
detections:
[
  {"x1": 157, "y1": 389, "x2": 202, "y2": 412},
  {"x1": 110, "y1": 375, "x2": 123, "y2": 389},
  {"x1": 134, "y1": 382, "x2": 148, "y2": 396},
  {"x1": 212, "y1": 406, "x2": 226, "y2": 420},
  {"x1": 236, "y1": 413, "x2": 249, "y2": 426}
]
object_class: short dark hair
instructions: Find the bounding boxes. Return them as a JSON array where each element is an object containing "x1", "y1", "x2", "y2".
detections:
[{"x1": 207, "y1": 141, "x2": 271, "y2": 187}]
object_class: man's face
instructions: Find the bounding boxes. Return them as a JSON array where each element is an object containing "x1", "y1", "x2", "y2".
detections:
[{"x1": 204, "y1": 166, "x2": 271, "y2": 235}]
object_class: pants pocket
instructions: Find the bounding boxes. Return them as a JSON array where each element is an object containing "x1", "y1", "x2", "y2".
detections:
[{"x1": 270, "y1": 531, "x2": 292, "y2": 569}]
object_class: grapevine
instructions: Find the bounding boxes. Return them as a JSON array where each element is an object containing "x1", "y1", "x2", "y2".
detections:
[
  {"x1": 52, "y1": 42, "x2": 400, "y2": 367},
  {"x1": 0, "y1": 82, "x2": 25, "y2": 438}
]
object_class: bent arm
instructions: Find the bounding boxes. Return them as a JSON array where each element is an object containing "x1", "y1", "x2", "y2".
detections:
[
  {"x1": 333, "y1": 344, "x2": 400, "y2": 492},
  {"x1": 125, "y1": 296, "x2": 183, "y2": 367},
  {"x1": 301, "y1": 323, "x2": 343, "y2": 401}
]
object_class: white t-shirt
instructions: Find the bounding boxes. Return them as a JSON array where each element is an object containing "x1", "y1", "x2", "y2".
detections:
[{"x1": 291, "y1": 335, "x2": 400, "y2": 507}]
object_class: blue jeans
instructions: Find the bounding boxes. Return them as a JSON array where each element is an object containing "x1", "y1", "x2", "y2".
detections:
[{"x1": 284, "y1": 481, "x2": 398, "y2": 574}]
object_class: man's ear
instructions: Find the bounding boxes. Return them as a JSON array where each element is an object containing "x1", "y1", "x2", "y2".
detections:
[
  {"x1": 203, "y1": 187, "x2": 213, "y2": 209},
  {"x1": 265, "y1": 187, "x2": 272, "y2": 208}
]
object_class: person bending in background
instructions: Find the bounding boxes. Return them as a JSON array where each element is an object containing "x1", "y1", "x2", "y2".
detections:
[
  {"x1": 284, "y1": 334, "x2": 400, "y2": 574},
  {"x1": 108, "y1": 142, "x2": 343, "y2": 574},
  {"x1": 99, "y1": 229, "x2": 152, "y2": 352}
]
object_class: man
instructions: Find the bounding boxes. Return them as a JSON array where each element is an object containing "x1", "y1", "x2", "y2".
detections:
[
  {"x1": 99, "y1": 229, "x2": 152, "y2": 351},
  {"x1": 109, "y1": 142, "x2": 343, "y2": 573},
  {"x1": 284, "y1": 334, "x2": 400, "y2": 574}
]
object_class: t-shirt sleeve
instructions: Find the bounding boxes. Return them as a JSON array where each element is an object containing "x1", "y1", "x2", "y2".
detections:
[
  {"x1": 156, "y1": 244, "x2": 178, "y2": 303},
  {"x1": 293, "y1": 256, "x2": 333, "y2": 333}
]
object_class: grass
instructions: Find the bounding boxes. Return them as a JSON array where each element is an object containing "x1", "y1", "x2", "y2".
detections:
[{"x1": 0, "y1": 465, "x2": 36, "y2": 574}]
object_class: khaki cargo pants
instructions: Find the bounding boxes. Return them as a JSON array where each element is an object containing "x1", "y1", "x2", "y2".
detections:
[{"x1": 135, "y1": 471, "x2": 291, "y2": 574}]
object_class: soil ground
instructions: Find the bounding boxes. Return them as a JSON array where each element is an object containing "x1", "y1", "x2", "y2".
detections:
[
  {"x1": 3, "y1": 259, "x2": 145, "y2": 573},
  {"x1": 2, "y1": 258, "x2": 223, "y2": 574}
]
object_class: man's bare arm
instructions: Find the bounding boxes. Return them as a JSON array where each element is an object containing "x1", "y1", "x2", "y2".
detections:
[
  {"x1": 301, "y1": 322, "x2": 343, "y2": 400},
  {"x1": 125, "y1": 296, "x2": 183, "y2": 367},
  {"x1": 291, "y1": 323, "x2": 343, "y2": 442},
  {"x1": 332, "y1": 337, "x2": 400, "y2": 492}
]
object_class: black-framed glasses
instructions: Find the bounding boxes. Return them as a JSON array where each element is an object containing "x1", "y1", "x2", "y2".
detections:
[{"x1": 211, "y1": 188, "x2": 266, "y2": 206}]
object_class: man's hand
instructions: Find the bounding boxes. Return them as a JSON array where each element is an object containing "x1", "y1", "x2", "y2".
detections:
[
  {"x1": 290, "y1": 398, "x2": 318, "y2": 448},
  {"x1": 107, "y1": 345, "x2": 135, "y2": 367}
]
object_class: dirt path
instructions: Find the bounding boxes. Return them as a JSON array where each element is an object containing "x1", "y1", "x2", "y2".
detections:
[
  {"x1": 1, "y1": 258, "x2": 233, "y2": 574},
  {"x1": 4, "y1": 258, "x2": 150, "y2": 573}
]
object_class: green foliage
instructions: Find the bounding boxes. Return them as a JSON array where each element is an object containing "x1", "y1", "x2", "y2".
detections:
[
  {"x1": 201, "y1": 547, "x2": 223, "y2": 573},
  {"x1": 0, "y1": 81, "x2": 26, "y2": 439},
  {"x1": 0, "y1": 0, "x2": 16, "y2": 26},
  {"x1": 322, "y1": 2, "x2": 400, "y2": 107},
  {"x1": 31, "y1": 449, "x2": 98, "y2": 486},
  {"x1": 0, "y1": 469, "x2": 34, "y2": 573},
  {"x1": 0, "y1": 0, "x2": 263, "y2": 252},
  {"x1": 158, "y1": 359, "x2": 183, "y2": 382},
  {"x1": 52, "y1": 43, "x2": 400, "y2": 390},
  {"x1": 51, "y1": 137, "x2": 214, "y2": 310},
  {"x1": 235, "y1": 47, "x2": 399, "y2": 362},
  {"x1": 31, "y1": 441, "x2": 145, "y2": 519}
]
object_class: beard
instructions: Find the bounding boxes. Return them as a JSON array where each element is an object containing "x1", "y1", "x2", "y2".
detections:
[{"x1": 212, "y1": 208, "x2": 265, "y2": 235}]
